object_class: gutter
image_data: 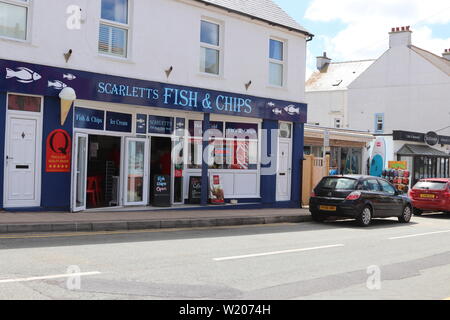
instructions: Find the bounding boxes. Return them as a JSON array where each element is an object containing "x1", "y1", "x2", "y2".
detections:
[{"x1": 193, "y1": 0, "x2": 314, "y2": 39}]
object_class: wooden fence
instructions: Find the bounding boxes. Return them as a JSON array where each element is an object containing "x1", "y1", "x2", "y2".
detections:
[{"x1": 302, "y1": 155, "x2": 330, "y2": 206}]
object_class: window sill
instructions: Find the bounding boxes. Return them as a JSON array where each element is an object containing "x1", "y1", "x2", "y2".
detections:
[
  {"x1": 97, "y1": 54, "x2": 135, "y2": 65},
  {"x1": 0, "y1": 36, "x2": 34, "y2": 46},
  {"x1": 197, "y1": 72, "x2": 225, "y2": 80},
  {"x1": 266, "y1": 84, "x2": 288, "y2": 91}
]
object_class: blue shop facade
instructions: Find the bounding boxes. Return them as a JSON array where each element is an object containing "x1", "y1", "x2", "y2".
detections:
[{"x1": 0, "y1": 59, "x2": 307, "y2": 212}]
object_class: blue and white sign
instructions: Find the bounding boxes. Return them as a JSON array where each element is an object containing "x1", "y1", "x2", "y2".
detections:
[
  {"x1": 106, "y1": 111, "x2": 132, "y2": 133},
  {"x1": 74, "y1": 107, "x2": 105, "y2": 130},
  {"x1": 148, "y1": 116, "x2": 174, "y2": 135},
  {"x1": 0, "y1": 58, "x2": 308, "y2": 123},
  {"x1": 136, "y1": 114, "x2": 147, "y2": 134}
]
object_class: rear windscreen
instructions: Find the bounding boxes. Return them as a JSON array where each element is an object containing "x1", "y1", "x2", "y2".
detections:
[
  {"x1": 319, "y1": 178, "x2": 358, "y2": 190},
  {"x1": 413, "y1": 181, "x2": 448, "y2": 190}
]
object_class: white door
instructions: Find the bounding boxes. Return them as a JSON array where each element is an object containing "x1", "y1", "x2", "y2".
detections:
[
  {"x1": 277, "y1": 140, "x2": 292, "y2": 201},
  {"x1": 4, "y1": 116, "x2": 41, "y2": 207},
  {"x1": 72, "y1": 133, "x2": 88, "y2": 212},
  {"x1": 124, "y1": 137, "x2": 149, "y2": 206}
]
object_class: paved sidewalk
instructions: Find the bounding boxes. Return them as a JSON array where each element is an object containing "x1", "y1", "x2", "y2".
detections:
[{"x1": 0, "y1": 208, "x2": 311, "y2": 234}]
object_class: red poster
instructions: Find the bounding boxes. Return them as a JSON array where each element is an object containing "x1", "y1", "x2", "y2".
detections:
[{"x1": 46, "y1": 129, "x2": 72, "y2": 173}]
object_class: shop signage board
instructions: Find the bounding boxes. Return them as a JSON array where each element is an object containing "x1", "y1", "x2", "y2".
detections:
[
  {"x1": 394, "y1": 131, "x2": 450, "y2": 146},
  {"x1": 188, "y1": 176, "x2": 202, "y2": 204},
  {"x1": 106, "y1": 111, "x2": 132, "y2": 133},
  {"x1": 424, "y1": 132, "x2": 439, "y2": 146},
  {"x1": 148, "y1": 116, "x2": 174, "y2": 135},
  {"x1": 136, "y1": 114, "x2": 147, "y2": 134},
  {"x1": 0, "y1": 59, "x2": 307, "y2": 123},
  {"x1": 209, "y1": 175, "x2": 225, "y2": 204},
  {"x1": 152, "y1": 175, "x2": 171, "y2": 207},
  {"x1": 225, "y1": 122, "x2": 258, "y2": 139},
  {"x1": 46, "y1": 129, "x2": 71, "y2": 172},
  {"x1": 74, "y1": 107, "x2": 105, "y2": 130},
  {"x1": 388, "y1": 161, "x2": 408, "y2": 170}
]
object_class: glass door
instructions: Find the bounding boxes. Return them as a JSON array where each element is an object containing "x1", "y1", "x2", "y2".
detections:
[
  {"x1": 124, "y1": 137, "x2": 149, "y2": 206},
  {"x1": 72, "y1": 133, "x2": 88, "y2": 212},
  {"x1": 172, "y1": 137, "x2": 185, "y2": 204}
]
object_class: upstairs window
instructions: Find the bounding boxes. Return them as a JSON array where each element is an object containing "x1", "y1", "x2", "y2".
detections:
[
  {"x1": 269, "y1": 39, "x2": 285, "y2": 87},
  {"x1": 0, "y1": 0, "x2": 29, "y2": 41},
  {"x1": 99, "y1": 0, "x2": 129, "y2": 58},
  {"x1": 200, "y1": 20, "x2": 220, "y2": 75},
  {"x1": 375, "y1": 114, "x2": 384, "y2": 133}
]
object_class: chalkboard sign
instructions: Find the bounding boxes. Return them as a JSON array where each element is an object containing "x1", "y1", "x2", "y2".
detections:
[
  {"x1": 152, "y1": 175, "x2": 171, "y2": 207},
  {"x1": 188, "y1": 176, "x2": 202, "y2": 204}
]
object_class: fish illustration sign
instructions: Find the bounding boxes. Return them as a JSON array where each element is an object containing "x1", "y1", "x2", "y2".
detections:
[{"x1": 0, "y1": 59, "x2": 307, "y2": 123}]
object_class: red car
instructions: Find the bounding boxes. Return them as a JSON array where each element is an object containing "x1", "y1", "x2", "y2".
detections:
[{"x1": 409, "y1": 179, "x2": 450, "y2": 215}]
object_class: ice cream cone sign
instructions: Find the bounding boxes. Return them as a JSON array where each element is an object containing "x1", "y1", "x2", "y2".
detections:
[{"x1": 59, "y1": 87, "x2": 76, "y2": 126}]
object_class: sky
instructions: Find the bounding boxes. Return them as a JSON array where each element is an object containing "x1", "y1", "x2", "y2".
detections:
[{"x1": 273, "y1": 0, "x2": 450, "y2": 77}]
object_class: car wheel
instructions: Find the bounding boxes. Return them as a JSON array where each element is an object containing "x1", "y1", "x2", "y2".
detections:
[
  {"x1": 413, "y1": 208, "x2": 423, "y2": 216},
  {"x1": 311, "y1": 211, "x2": 326, "y2": 223},
  {"x1": 356, "y1": 206, "x2": 372, "y2": 227},
  {"x1": 399, "y1": 205, "x2": 412, "y2": 223}
]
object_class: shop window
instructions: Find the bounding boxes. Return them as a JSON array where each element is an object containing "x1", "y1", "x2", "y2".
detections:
[
  {"x1": 99, "y1": 0, "x2": 129, "y2": 58},
  {"x1": 375, "y1": 113, "x2": 384, "y2": 133},
  {"x1": 8, "y1": 94, "x2": 41, "y2": 112},
  {"x1": 269, "y1": 38, "x2": 285, "y2": 87},
  {"x1": 0, "y1": 0, "x2": 29, "y2": 41},
  {"x1": 200, "y1": 20, "x2": 221, "y2": 75}
]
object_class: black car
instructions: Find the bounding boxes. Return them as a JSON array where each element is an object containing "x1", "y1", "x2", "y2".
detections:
[{"x1": 309, "y1": 175, "x2": 413, "y2": 227}]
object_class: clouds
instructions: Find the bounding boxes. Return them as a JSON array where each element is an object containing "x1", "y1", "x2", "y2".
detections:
[{"x1": 304, "y1": 0, "x2": 450, "y2": 61}]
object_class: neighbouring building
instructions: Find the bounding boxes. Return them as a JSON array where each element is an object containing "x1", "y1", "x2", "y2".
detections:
[{"x1": 0, "y1": 0, "x2": 313, "y2": 211}]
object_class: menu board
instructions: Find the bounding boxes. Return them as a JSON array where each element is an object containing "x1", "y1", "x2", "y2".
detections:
[
  {"x1": 188, "y1": 176, "x2": 202, "y2": 204},
  {"x1": 152, "y1": 175, "x2": 171, "y2": 207}
]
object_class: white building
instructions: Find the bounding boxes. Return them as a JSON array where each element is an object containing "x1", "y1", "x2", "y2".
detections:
[{"x1": 0, "y1": 0, "x2": 313, "y2": 211}]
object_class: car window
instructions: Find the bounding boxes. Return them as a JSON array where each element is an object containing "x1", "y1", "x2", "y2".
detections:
[
  {"x1": 413, "y1": 181, "x2": 448, "y2": 191},
  {"x1": 379, "y1": 180, "x2": 396, "y2": 195},
  {"x1": 362, "y1": 180, "x2": 382, "y2": 192},
  {"x1": 318, "y1": 178, "x2": 358, "y2": 190}
]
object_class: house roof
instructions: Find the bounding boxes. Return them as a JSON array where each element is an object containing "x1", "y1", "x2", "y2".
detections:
[
  {"x1": 192, "y1": 0, "x2": 312, "y2": 37},
  {"x1": 410, "y1": 45, "x2": 450, "y2": 76},
  {"x1": 397, "y1": 144, "x2": 450, "y2": 157},
  {"x1": 306, "y1": 60, "x2": 375, "y2": 92}
]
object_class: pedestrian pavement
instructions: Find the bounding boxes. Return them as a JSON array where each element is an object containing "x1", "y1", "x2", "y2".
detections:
[{"x1": 0, "y1": 208, "x2": 311, "y2": 234}]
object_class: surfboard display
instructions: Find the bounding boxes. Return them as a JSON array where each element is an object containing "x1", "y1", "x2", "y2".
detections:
[{"x1": 370, "y1": 137, "x2": 386, "y2": 177}]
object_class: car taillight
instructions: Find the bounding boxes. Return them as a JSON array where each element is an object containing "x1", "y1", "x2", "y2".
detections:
[{"x1": 346, "y1": 191, "x2": 362, "y2": 201}]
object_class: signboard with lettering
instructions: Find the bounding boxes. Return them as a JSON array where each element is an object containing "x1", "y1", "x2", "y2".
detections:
[
  {"x1": 0, "y1": 58, "x2": 307, "y2": 123},
  {"x1": 74, "y1": 107, "x2": 105, "y2": 130},
  {"x1": 136, "y1": 114, "x2": 147, "y2": 134},
  {"x1": 388, "y1": 161, "x2": 408, "y2": 170},
  {"x1": 106, "y1": 111, "x2": 132, "y2": 133},
  {"x1": 148, "y1": 116, "x2": 174, "y2": 135},
  {"x1": 225, "y1": 122, "x2": 258, "y2": 139},
  {"x1": 46, "y1": 129, "x2": 71, "y2": 172},
  {"x1": 188, "y1": 176, "x2": 202, "y2": 204},
  {"x1": 152, "y1": 175, "x2": 171, "y2": 207}
]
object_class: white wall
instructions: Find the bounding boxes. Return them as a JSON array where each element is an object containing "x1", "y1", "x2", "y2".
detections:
[
  {"x1": 305, "y1": 90, "x2": 346, "y2": 127},
  {"x1": 348, "y1": 46, "x2": 450, "y2": 135},
  {"x1": 0, "y1": 0, "x2": 307, "y2": 103}
]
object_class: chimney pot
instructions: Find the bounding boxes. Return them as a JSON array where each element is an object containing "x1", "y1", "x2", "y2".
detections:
[
  {"x1": 389, "y1": 26, "x2": 412, "y2": 48},
  {"x1": 316, "y1": 52, "x2": 332, "y2": 71}
]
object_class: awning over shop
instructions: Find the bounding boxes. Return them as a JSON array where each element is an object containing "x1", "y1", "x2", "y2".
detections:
[{"x1": 397, "y1": 144, "x2": 450, "y2": 157}]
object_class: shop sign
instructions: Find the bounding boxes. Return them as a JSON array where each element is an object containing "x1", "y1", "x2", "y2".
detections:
[
  {"x1": 152, "y1": 175, "x2": 171, "y2": 207},
  {"x1": 0, "y1": 59, "x2": 307, "y2": 123},
  {"x1": 439, "y1": 136, "x2": 450, "y2": 145},
  {"x1": 46, "y1": 129, "x2": 71, "y2": 173},
  {"x1": 424, "y1": 132, "x2": 439, "y2": 146},
  {"x1": 136, "y1": 114, "x2": 147, "y2": 134},
  {"x1": 148, "y1": 116, "x2": 174, "y2": 135},
  {"x1": 189, "y1": 120, "x2": 223, "y2": 137},
  {"x1": 209, "y1": 175, "x2": 225, "y2": 204},
  {"x1": 74, "y1": 107, "x2": 105, "y2": 130},
  {"x1": 388, "y1": 161, "x2": 408, "y2": 170},
  {"x1": 106, "y1": 111, "x2": 132, "y2": 133},
  {"x1": 225, "y1": 123, "x2": 258, "y2": 139},
  {"x1": 175, "y1": 118, "x2": 185, "y2": 137}
]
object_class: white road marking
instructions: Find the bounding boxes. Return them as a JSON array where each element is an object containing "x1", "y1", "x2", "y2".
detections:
[
  {"x1": 0, "y1": 272, "x2": 101, "y2": 284},
  {"x1": 213, "y1": 244, "x2": 345, "y2": 261},
  {"x1": 389, "y1": 230, "x2": 450, "y2": 240}
]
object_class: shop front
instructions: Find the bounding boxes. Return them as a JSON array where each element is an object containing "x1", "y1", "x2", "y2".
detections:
[{"x1": 0, "y1": 58, "x2": 307, "y2": 211}]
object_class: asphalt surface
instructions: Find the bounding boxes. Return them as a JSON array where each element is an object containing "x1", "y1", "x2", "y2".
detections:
[{"x1": 0, "y1": 213, "x2": 450, "y2": 300}]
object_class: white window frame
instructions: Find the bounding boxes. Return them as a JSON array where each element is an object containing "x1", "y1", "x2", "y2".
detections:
[
  {"x1": 199, "y1": 18, "x2": 222, "y2": 76},
  {"x1": 98, "y1": 0, "x2": 131, "y2": 59},
  {"x1": 0, "y1": 0, "x2": 31, "y2": 42},
  {"x1": 268, "y1": 38, "x2": 286, "y2": 87},
  {"x1": 375, "y1": 113, "x2": 384, "y2": 133}
]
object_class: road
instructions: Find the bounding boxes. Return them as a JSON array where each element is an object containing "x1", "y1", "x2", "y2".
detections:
[{"x1": 0, "y1": 213, "x2": 450, "y2": 300}]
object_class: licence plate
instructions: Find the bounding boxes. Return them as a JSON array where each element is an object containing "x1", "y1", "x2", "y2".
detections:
[
  {"x1": 420, "y1": 194, "x2": 436, "y2": 199},
  {"x1": 320, "y1": 206, "x2": 337, "y2": 212}
]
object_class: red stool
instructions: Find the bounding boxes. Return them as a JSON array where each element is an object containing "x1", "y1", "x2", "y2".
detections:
[{"x1": 87, "y1": 177, "x2": 98, "y2": 207}]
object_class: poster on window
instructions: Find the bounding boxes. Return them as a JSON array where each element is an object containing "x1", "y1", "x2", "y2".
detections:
[{"x1": 209, "y1": 175, "x2": 225, "y2": 204}]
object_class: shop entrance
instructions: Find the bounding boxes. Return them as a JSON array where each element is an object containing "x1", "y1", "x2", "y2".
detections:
[
  {"x1": 149, "y1": 137, "x2": 172, "y2": 204},
  {"x1": 72, "y1": 134, "x2": 122, "y2": 211}
]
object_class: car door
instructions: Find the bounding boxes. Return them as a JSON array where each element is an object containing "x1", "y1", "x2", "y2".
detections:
[
  {"x1": 361, "y1": 179, "x2": 385, "y2": 217},
  {"x1": 378, "y1": 179, "x2": 403, "y2": 217}
]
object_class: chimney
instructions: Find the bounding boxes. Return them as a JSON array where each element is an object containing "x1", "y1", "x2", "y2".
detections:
[
  {"x1": 317, "y1": 52, "x2": 331, "y2": 71},
  {"x1": 443, "y1": 49, "x2": 450, "y2": 61},
  {"x1": 389, "y1": 26, "x2": 412, "y2": 48}
]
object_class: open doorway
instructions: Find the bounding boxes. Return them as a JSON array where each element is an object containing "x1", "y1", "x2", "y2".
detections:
[
  {"x1": 150, "y1": 137, "x2": 172, "y2": 203},
  {"x1": 86, "y1": 135, "x2": 121, "y2": 209}
]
